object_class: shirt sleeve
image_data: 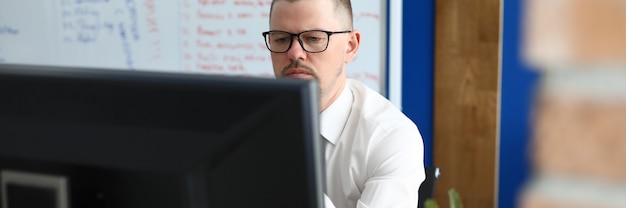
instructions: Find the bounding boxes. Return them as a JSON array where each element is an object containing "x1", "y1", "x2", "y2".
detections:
[{"x1": 356, "y1": 123, "x2": 426, "y2": 208}]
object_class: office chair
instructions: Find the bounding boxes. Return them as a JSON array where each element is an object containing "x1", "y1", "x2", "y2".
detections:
[{"x1": 418, "y1": 166, "x2": 441, "y2": 208}]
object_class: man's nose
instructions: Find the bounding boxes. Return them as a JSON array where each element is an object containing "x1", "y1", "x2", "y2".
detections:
[{"x1": 287, "y1": 36, "x2": 306, "y2": 60}]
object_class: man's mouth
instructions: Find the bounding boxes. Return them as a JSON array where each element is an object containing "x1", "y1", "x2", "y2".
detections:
[
  {"x1": 285, "y1": 68, "x2": 311, "y2": 75},
  {"x1": 283, "y1": 68, "x2": 314, "y2": 79}
]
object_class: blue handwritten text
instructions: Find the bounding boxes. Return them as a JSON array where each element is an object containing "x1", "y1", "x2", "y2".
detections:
[{"x1": 0, "y1": 26, "x2": 19, "y2": 35}]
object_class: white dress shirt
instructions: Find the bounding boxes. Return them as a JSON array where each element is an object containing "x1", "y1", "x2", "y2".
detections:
[{"x1": 320, "y1": 79, "x2": 425, "y2": 208}]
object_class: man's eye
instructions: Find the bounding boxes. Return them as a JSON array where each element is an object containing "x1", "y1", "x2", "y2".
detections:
[
  {"x1": 274, "y1": 37, "x2": 290, "y2": 43},
  {"x1": 307, "y1": 37, "x2": 322, "y2": 42}
]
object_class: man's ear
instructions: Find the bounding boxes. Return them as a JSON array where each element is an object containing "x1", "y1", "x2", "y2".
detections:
[{"x1": 344, "y1": 30, "x2": 361, "y2": 63}]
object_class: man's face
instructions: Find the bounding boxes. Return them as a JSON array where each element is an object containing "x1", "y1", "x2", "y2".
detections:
[{"x1": 269, "y1": 0, "x2": 359, "y2": 110}]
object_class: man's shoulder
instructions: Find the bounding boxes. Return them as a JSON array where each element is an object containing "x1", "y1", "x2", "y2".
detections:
[
  {"x1": 344, "y1": 79, "x2": 422, "y2": 156},
  {"x1": 346, "y1": 79, "x2": 419, "y2": 135},
  {"x1": 347, "y1": 79, "x2": 410, "y2": 122},
  {"x1": 346, "y1": 79, "x2": 390, "y2": 109}
]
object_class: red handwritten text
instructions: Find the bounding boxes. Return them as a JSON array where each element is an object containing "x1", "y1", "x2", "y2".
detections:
[{"x1": 197, "y1": 26, "x2": 221, "y2": 36}]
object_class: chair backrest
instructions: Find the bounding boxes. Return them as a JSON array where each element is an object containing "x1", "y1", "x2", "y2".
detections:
[{"x1": 418, "y1": 166, "x2": 440, "y2": 208}]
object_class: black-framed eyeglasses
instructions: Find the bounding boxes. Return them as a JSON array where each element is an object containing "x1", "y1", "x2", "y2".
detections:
[{"x1": 262, "y1": 30, "x2": 351, "y2": 53}]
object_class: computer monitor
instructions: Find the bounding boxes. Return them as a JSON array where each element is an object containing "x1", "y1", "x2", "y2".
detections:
[{"x1": 0, "y1": 64, "x2": 324, "y2": 208}]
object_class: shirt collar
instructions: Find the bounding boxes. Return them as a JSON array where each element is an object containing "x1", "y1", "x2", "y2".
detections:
[{"x1": 320, "y1": 81, "x2": 353, "y2": 145}]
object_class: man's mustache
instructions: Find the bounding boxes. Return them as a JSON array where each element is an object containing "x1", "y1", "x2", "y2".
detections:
[{"x1": 281, "y1": 61, "x2": 317, "y2": 77}]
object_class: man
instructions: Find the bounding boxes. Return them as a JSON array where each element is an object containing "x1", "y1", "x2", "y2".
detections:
[{"x1": 263, "y1": 0, "x2": 425, "y2": 207}]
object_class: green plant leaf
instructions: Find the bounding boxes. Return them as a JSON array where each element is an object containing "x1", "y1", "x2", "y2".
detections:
[
  {"x1": 448, "y1": 188, "x2": 463, "y2": 208},
  {"x1": 424, "y1": 199, "x2": 439, "y2": 208}
]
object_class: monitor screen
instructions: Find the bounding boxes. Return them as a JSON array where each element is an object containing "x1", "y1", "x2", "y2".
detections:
[{"x1": 0, "y1": 64, "x2": 323, "y2": 208}]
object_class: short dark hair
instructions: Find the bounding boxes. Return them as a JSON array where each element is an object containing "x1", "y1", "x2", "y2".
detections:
[{"x1": 269, "y1": 0, "x2": 354, "y2": 29}]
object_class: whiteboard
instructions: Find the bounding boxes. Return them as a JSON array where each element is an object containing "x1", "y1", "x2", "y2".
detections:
[{"x1": 0, "y1": 0, "x2": 386, "y2": 93}]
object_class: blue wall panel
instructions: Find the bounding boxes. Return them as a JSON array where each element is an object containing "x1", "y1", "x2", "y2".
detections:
[
  {"x1": 499, "y1": 0, "x2": 539, "y2": 207},
  {"x1": 401, "y1": 0, "x2": 435, "y2": 167}
]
